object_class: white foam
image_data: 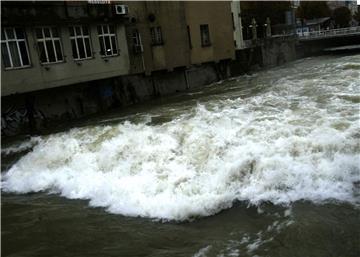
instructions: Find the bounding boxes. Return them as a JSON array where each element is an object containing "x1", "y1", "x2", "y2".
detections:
[
  {"x1": 1, "y1": 137, "x2": 42, "y2": 155},
  {"x1": 2, "y1": 55, "x2": 360, "y2": 221},
  {"x1": 193, "y1": 245, "x2": 212, "y2": 257}
]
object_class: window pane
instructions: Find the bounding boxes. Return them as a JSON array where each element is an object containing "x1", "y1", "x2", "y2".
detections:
[
  {"x1": 104, "y1": 36, "x2": 111, "y2": 55},
  {"x1": 75, "y1": 26, "x2": 81, "y2": 36},
  {"x1": 157, "y1": 27, "x2": 162, "y2": 43},
  {"x1": 44, "y1": 28, "x2": 51, "y2": 38},
  {"x1": 15, "y1": 28, "x2": 25, "y2": 39},
  {"x1": 99, "y1": 36, "x2": 105, "y2": 55},
  {"x1": 54, "y1": 40, "x2": 63, "y2": 61},
  {"x1": 52, "y1": 28, "x2": 59, "y2": 37},
  {"x1": 109, "y1": 25, "x2": 115, "y2": 34},
  {"x1": 97, "y1": 26, "x2": 102, "y2": 34},
  {"x1": 103, "y1": 25, "x2": 108, "y2": 34},
  {"x1": 1, "y1": 43, "x2": 11, "y2": 67},
  {"x1": 9, "y1": 41, "x2": 21, "y2": 66},
  {"x1": 200, "y1": 24, "x2": 210, "y2": 46},
  {"x1": 150, "y1": 28, "x2": 155, "y2": 44},
  {"x1": 46, "y1": 40, "x2": 56, "y2": 62},
  {"x1": 69, "y1": 27, "x2": 75, "y2": 37},
  {"x1": 77, "y1": 38, "x2": 85, "y2": 59},
  {"x1": 6, "y1": 28, "x2": 15, "y2": 39},
  {"x1": 83, "y1": 26, "x2": 89, "y2": 36},
  {"x1": 71, "y1": 39, "x2": 78, "y2": 59},
  {"x1": 111, "y1": 36, "x2": 117, "y2": 54},
  {"x1": 84, "y1": 38, "x2": 92, "y2": 57},
  {"x1": 19, "y1": 41, "x2": 29, "y2": 65},
  {"x1": 38, "y1": 42, "x2": 47, "y2": 62},
  {"x1": 36, "y1": 28, "x2": 43, "y2": 39},
  {"x1": 1, "y1": 29, "x2": 5, "y2": 40},
  {"x1": 132, "y1": 30, "x2": 138, "y2": 45}
]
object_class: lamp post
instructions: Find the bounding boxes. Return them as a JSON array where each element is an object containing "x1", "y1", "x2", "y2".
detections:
[
  {"x1": 248, "y1": 24, "x2": 252, "y2": 40},
  {"x1": 266, "y1": 17, "x2": 271, "y2": 37},
  {"x1": 251, "y1": 18, "x2": 257, "y2": 40}
]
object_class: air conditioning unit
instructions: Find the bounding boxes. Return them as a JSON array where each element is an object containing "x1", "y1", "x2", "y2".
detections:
[{"x1": 115, "y1": 4, "x2": 128, "y2": 15}]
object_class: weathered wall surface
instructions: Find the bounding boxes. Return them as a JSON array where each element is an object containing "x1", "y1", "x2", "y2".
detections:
[
  {"x1": 261, "y1": 36, "x2": 297, "y2": 67},
  {"x1": 184, "y1": 1, "x2": 235, "y2": 65},
  {"x1": 125, "y1": 1, "x2": 191, "y2": 74},
  {"x1": 2, "y1": 30, "x2": 299, "y2": 137},
  {"x1": 1, "y1": 63, "x2": 220, "y2": 136}
]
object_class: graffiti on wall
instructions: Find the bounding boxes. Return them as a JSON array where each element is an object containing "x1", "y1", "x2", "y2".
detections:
[{"x1": 1, "y1": 104, "x2": 46, "y2": 136}]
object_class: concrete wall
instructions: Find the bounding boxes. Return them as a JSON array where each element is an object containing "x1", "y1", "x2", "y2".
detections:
[
  {"x1": 261, "y1": 36, "x2": 297, "y2": 67},
  {"x1": 1, "y1": 63, "x2": 220, "y2": 136},
  {"x1": 1, "y1": 24, "x2": 130, "y2": 96},
  {"x1": 231, "y1": 1, "x2": 245, "y2": 50}
]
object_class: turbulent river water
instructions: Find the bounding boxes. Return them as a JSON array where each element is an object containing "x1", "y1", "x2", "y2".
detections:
[{"x1": 2, "y1": 54, "x2": 360, "y2": 257}]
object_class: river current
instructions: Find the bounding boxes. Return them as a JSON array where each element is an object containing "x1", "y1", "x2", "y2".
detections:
[{"x1": 2, "y1": 54, "x2": 360, "y2": 257}]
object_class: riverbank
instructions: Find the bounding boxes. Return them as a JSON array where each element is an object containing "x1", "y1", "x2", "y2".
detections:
[{"x1": 2, "y1": 36, "x2": 298, "y2": 138}]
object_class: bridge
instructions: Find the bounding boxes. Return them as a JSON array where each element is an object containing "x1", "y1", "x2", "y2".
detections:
[
  {"x1": 298, "y1": 26, "x2": 360, "y2": 41},
  {"x1": 296, "y1": 26, "x2": 360, "y2": 56}
]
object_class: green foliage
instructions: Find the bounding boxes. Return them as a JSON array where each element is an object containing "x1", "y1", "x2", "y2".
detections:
[
  {"x1": 333, "y1": 7, "x2": 351, "y2": 27},
  {"x1": 241, "y1": 1, "x2": 291, "y2": 26},
  {"x1": 296, "y1": 2, "x2": 331, "y2": 19},
  {"x1": 353, "y1": 10, "x2": 360, "y2": 22}
]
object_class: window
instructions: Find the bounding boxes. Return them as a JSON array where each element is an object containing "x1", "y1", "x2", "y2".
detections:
[
  {"x1": 132, "y1": 29, "x2": 143, "y2": 54},
  {"x1": 150, "y1": 26, "x2": 163, "y2": 45},
  {"x1": 200, "y1": 24, "x2": 211, "y2": 47},
  {"x1": 36, "y1": 27, "x2": 63, "y2": 64},
  {"x1": 97, "y1": 25, "x2": 118, "y2": 56},
  {"x1": 1, "y1": 27, "x2": 30, "y2": 69},
  {"x1": 69, "y1": 26, "x2": 92, "y2": 60}
]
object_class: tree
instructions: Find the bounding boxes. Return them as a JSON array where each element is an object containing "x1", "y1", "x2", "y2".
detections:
[
  {"x1": 296, "y1": 2, "x2": 331, "y2": 19},
  {"x1": 333, "y1": 7, "x2": 351, "y2": 28},
  {"x1": 241, "y1": 1, "x2": 291, "y2": 26},
  {"x1": 353, "y1": 9, "x2": 360, "y2": 23}
]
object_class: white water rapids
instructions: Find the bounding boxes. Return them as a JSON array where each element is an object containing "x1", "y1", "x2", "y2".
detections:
[{"x1": 2, "y1": 55, "x2": 360, "y2": 221}]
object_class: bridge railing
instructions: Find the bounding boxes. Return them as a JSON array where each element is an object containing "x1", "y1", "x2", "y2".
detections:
[{"x1": 298, "y1": 26, "x2": 360, "y2": 40}]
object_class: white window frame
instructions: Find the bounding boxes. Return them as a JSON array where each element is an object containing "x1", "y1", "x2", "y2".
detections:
[
  {"x1": 36, "y1": 27, "x2": 64, "y2": 64},
  {"x1": 97, "y1": 24, "x2": 118, "y2": 57},
  {"x1": 1, "y1": 27, "x2": 31, "y2": 70},
  {"x1": 132, "y1": 29, "x2": 143, "y2": 53},
  {"x1": 69, "y1": 25, "x2": 93, "y2": 60}
]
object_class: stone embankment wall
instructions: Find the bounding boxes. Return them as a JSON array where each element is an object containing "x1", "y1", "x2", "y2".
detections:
[
  {"x1": 261, "y1": 36, "x2": 297, "y2": 67},
  {"x1": 1, "y1": 64, "x2": 220, "y2": 136},
  {"x1": 2, "y1": 37, "x2": 296, "y2": 137}
]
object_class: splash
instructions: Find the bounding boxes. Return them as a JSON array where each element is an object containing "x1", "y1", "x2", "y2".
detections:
[{"x1": 2, "y1": 55, "x2": 360, "y2": 221}]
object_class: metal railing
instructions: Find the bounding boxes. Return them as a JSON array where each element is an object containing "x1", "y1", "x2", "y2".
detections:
[{"x1": 298, "y1": 26, "x2": 360, "y2": 40}]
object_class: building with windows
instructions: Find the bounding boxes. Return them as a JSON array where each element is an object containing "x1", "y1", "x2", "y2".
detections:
[
  {"x1": 1, "y1": 1, "x2": 237, "y2": 135},
  {"x1": 184, "y1": 1, "x2": 235, "y2": 65},
  {"x1": 1, "y1": 1, "x2": 130, "y2": 96},
  {"x1": 2, "y1": 1, "x2": 236, "y2": 96},
  {"x1": 124, "y1": 1, "x2": 235, "y2": 74},
  {"x1": 124, "y1": 1, "x2": 191, "y2": 75}
]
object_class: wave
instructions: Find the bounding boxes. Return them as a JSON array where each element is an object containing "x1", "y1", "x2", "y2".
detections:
[{"x1": 2, "y1": 56, "x2": 360, "y2": 221}]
